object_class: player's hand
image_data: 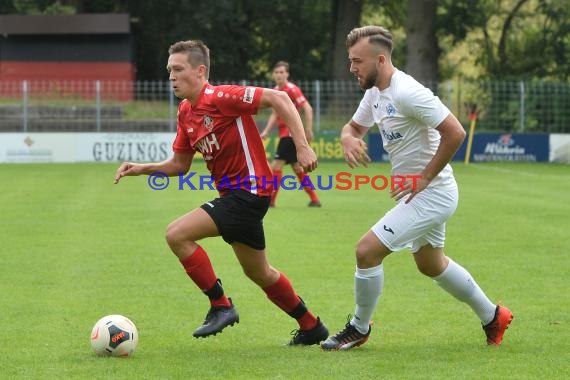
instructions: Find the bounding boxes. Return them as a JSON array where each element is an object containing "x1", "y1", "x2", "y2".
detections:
[
  {"x1": 296, "y1": 146, "x2": 318, "y2": 172},
  {"x1": 390, "y1": 175, "x2": 430, "y2": 203},
  {"x1": 260, "y1": 131, "x2": 268, "y2": 140},
  {"x1": 114, "y1": 162, "x2": 142, "y2": 184},
  {"x1": 342, "y1": 136, "x2": 371, "y2": 168}
]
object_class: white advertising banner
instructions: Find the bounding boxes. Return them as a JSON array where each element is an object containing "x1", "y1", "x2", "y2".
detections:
[
  {"x1": 4, "y1": 132, "x2": 568, "y2": 164},
  {"x1": 550, "y1": 134, "x2": 570, "y2": 164},
  {"x1": 0, "y1": 133, "x2": 176, "y2": 163},
  {"x1": 0, "y1": 133, "x2": 75, "y2": 162},
  {"x1": 76, "y1": 133, "x2": 175, "y2": 162}
]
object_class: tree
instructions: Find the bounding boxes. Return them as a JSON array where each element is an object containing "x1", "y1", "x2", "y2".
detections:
[
  {"x1": 329, "y1": 0, "x2": 363, "y2": 80},
  {"x1": 0, "y1": 0, "x2": 17, "y2": 13},
  {"x1": 125, "y1": 0, "x2": 332, "y2": 81},
  {"x1": 3, "y1": 0, "x2": 569, "y2": 82},
  {"x1": 538, "y1": 0, "x2": 570, "y2": 80},
  {"x1": 405, "y1": 0, "x2": 438, "y2": 86},
  {"x1": 482, "y1": 0, "x2": 530, "y2": 78},
  {"x1": 479, "y1": 0, "x2": 570, "y2": 80}
]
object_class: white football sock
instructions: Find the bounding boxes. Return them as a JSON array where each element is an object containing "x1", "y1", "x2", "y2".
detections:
[
  {"x1": 432, "y1": 258, "x2": 496, "y2": 324},
  {"x1": 351, "y1": 264, "x2": 384, "y2": 334}
]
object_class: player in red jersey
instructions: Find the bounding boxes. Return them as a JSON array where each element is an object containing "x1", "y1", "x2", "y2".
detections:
[
  {"x1": 260, "y1": 61, "x2": 322, "y2": 207},
  {"x1": 114, "y1": 40, "x2": 328, "y2": 345}
]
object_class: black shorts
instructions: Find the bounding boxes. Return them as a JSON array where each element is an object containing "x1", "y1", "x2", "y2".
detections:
[
  {"x1": 200, "y1": 190, "x2": 271, "y2": 250},
  {"x1": 275, "y1": 136, "x2": 297, "y2": 164}
]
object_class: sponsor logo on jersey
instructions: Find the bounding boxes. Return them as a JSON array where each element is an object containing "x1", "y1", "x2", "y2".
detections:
[
  {"x1": 205, "y1": 87, "x2": 215, "y2": 95},
  {"x1": 381, "y1": 129, "x2": 403, "y2": 142},
  {"x1": 244, "y1": 87, "x2": 256, "y2": 104},
  {"x1": 203, "y1": 115, "x2": 214, "y2": 132},
  {"x1": 196, "y1": 133, "x2": 220, "y2": 159}
]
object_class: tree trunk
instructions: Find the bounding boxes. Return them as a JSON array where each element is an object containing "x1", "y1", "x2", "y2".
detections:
[
  {"x1": 405, "y1": 0, "x2": 439, "y2": 88},
  {"x1": 330, "y1": 0, "x2": 363, "y2": 80},
  {"x1": 497, "y1": 0, "x2": 529, "y2": 72}
]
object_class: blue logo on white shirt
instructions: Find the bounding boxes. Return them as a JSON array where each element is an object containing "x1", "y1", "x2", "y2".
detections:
[
  {"x1": 381, "y1": 129, "x2": 403, "y2": 141},
  {"x1": 386, "y1": 103, "x2": 396, "y2": 117}
]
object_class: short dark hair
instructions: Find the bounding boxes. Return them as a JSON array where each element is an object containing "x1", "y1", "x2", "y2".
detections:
[
  {"x1": 273, "y1": 61, "x2": 290, "y2": 72},
  {"x1": 168, "y1": 40, "x2": 210, "y2": 79},
  {"x1": 346, "y1": 25, "x2": 393, "y2": 54}
]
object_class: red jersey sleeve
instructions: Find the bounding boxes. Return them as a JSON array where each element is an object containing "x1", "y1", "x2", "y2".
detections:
[
  {"x1": 286, "y1": 83, "x2": 307, "y2": 109},
  {"x1": 212, "y1": 85, "x2": 263, "y2": 116},
  {"x1": 172, "y1": 100, "x2": 196, "y2": 154},
  {"x1": 276, "y1": 82, "x2": 307, "y2": 137}
]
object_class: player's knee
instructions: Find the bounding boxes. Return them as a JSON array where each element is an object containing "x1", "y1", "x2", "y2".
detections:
[
  {"x1": 165, "y1": 221, "x2": 182, "y2": 248},
  {"x1": 355, "y1": 244, "x2": 375, "y2": 266},
  {"x1": 414, "y1": 248, "x2": 448, "y2": 277},
  {"x1": 242, "y1": 266, "x2": 270, "y2": 286},
  {"x1": 415, "y1": 258, "x2": 445, "y2": 277},
  {"x1": 355, "y1": 236, "x2": 389, "y2": 267},
  {"x1": 415, "y1": 261, "x2": 432, "y2": 277}
]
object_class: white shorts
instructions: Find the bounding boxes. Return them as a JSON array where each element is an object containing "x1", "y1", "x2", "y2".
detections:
[{"x1": 371, "y1": 185, "x2": 459, "y2": 253}]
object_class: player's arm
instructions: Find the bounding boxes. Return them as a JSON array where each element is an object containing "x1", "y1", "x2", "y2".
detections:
[
  {"x1": 114, "y1": 152, "x2": 193, "y2": 184},
  {"x1": 259, "y1": 89, "x2": 317, "y2": 172},
  {"x1": 260, "y1": 111, "x2": 277, "y2": 139},
  {"x1": 340, "y1": 120, "x2": 371, "y2": 168},
  {"x1": 423, "y1": 113, "x2": 466, "y2": 182},
  {"x1": 393, "y1": 113, "x2": 465, "y2": 203},
  {"x1": 300, "y1": 102, "x2": 314, "y2": 143}
]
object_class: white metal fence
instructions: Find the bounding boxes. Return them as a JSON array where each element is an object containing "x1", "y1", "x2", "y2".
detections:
[{"x1": 1, "y1": 79, "x2": 569, "y2": 133}]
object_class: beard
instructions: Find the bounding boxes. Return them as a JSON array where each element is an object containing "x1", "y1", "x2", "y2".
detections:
[{"x1": 358, "y1": 71, "x2": 377, "y2": 90}]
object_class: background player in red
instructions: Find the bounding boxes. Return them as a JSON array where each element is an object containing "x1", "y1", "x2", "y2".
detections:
[
  {"x1": 114, "y1": 40, "x2": 328, "y2": 345},
  {"x1": 260, "y1": 61, "x2": 322, "y2": 207}
]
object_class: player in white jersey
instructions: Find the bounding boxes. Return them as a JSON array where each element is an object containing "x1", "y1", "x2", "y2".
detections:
[{"x1": 321, "y1": 25, "x2": 513, "y2": 351}]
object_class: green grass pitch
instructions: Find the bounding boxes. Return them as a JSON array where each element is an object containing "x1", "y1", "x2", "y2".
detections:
[{"x1": 1, "y1": 161, "x2": 569, "y2": 379}]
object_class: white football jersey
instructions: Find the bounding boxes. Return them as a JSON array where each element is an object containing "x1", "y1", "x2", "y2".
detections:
[{"x1": 352, "y1": 69, "x2": 456, "y2": 189}]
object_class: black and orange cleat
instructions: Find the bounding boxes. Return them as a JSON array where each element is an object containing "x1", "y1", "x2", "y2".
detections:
[{"x1": 483, "y1": 305, "x2": 513, "y2": 346}]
